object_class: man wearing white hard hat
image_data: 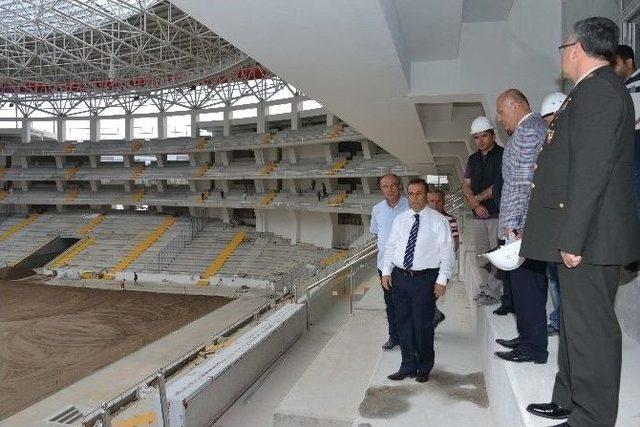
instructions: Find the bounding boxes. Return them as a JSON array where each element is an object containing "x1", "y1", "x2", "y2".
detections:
[{"x1": 462, "y1": 116, "x2": 506, "y2": 309}]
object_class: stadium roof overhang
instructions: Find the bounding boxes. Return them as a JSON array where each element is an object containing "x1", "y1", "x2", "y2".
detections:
[{"x1": 0, "y1": 0, "x2": 289, "y2": 116}]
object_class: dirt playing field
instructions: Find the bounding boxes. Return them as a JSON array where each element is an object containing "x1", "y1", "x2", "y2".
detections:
[{"x1": 0, "y1": 281, "x2": 231, "y2": 420}]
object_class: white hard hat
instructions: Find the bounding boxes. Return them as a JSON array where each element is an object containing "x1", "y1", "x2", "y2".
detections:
[
  {"x1": 470, "y1": 116, "x2": 494, "y2": 135},
  {"x1": 540, "y1": 92, "x2": 567, "y2": 117},
  {"x1": 481, "y1": 239, "x2": 525, "y2": 271}
]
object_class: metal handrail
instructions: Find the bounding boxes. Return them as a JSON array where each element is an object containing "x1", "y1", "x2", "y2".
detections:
[{"x1": 303, "y1": 243, "x2": 377, "y2": 296}]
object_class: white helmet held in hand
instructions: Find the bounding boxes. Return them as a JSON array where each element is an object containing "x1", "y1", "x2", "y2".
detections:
[
  {"x1": 541, "y1": 92, "x2": 567, "y2": 117},
  {"x1": 470, "y1": 116, "x2": 494, "y2": 135},
  {"x1": 481, "y1": 239, "x2": 525, "y2": 271}
]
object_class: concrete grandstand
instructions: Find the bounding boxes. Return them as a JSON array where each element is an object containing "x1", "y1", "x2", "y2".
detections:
[{"x1": 0, "y1": 1, "x2": 638, "y2": 427}]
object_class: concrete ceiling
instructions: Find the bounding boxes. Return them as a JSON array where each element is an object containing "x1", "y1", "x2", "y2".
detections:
[
  {"x1": 171, "y1": 0, "x2": 560, "y2": 183},
  {"x1": 462, "y1": 0, "x2": 514, "y2": 22},
  {"x1": 393, "y1": 0, "x2": 464, "y2": 61}
]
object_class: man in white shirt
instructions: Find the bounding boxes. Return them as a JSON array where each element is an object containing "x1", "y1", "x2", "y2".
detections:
[
  {"x1": 370, "y1": 173, "x2": 409, "y2": 350},
  {"x1": 381, "y1": 178, "x2": 455, "y2": 383}
]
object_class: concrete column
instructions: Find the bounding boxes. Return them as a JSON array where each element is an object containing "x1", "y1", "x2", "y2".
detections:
[
  {"x1": 361, "y1": 214, "x2": 371, "y2": 231},
  {"x1": 123, "y1": 155, "x2": 133, "y2": 168},
  {"x1": 190, "y1": 110, "x2": 199, "y2": 138},
  {"x1": 20, "y1": 181, "x2": 29, "y2": 191},
  {"x1": 287, "y1": 147, "x2": 297, "y2": 164},
  {"x1": 89, "y1": 155, "x2": 98, "y2": 168},
  {"x1": 54, "y1": 156, "x2": 64, "y2": 169},
  {"x1": 220, "y1": 207, "x2": 232, "y2": 224},
  {"x1": 326, "y1": 113, "x2": 336, "y2": 127},
  {"x1": 56, "y1": 117, "x2": 66, "y2": 143},
  {"x1": 223, "y1": 108, "x2": 231, "y2": 136},
  {"x1": 257, "y1": 102, "x2": 266, "y2": 134},
  {"x1": 401, "y1": 176, "x2": 410, "y2": 191},
  {"x1": 18, "y1": 156, "x2": 28, "y2": 168},
  {"x1": 156, "y1": 180, "x2": 166, "y2": 192},
  {"x1": 217, "y1": 151, "x2": 231, "y2": 166},
  {"x1": 219, "y1": 180, "x2": 230, "y2": 192},
  {"x1": 188, "y1": 181, "x2": 197, "y2": 193},
  {"x1": 55, "y1": 179, "x2": 64, "y2": 192},
  {"x1": 158, "y1": 113, "x2": 167, "y2": 140},
  {"x1": 188, "y1": 206, "x2": 197, "y2": 216},
  {"x1": 124, "y1": 115, "x2": 134, "y2": 141},
  {"x1": 290, "y1": 97, "x2": 303, "y2": 131},
  {"x1": 287, "y1": 179, "x2": 297, "y2": 193},
  {"x1": 188, "y1": 153, "x2": 197, "y2": 167},
  {"x1": 56, "y1": 204, "x2": 64, "y2": 213},
  {"x1": 156, "y1": 154, "x2": 166, "y2": 167},
  {"x1": 361, "y1": 140, "x2": 372, "y2": 160},
  {"x1": 324, "y1": 144, "x2": 337, "y2": 164},
  {"x1": 21, "y1": 118, "x2": 32, "y2": 143},
  {"x1": 361, "y1": 177, "x2": 371, "y2": 194},
  {"x1": 90, "y1": 181, "x2": 99, "y2": 192},
  {"x1": 254, "y1": 149, "x2": 265, "y2": 165},
  {"x1": 254, "y1": 179, "x2": 266, "y2": 194},
  {"x1": 90, "y1": 116, "x2": 100, "y2": 142},
  {"x1": 254, "y1": 209, "x2": 266, "y2": 232},
  {"x1": 289, "y1": 210, "x2": 300, "y2": 245},
  {"x1": 124, "y1": 181, "x2": 132, "y2": 192}
]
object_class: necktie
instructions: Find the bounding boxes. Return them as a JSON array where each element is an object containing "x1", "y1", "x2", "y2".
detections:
[{"x1": 403, "y1": 213, "x2": 420, "y2": 269}]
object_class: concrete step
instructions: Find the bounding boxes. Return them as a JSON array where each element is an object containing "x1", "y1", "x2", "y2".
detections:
[{"x1": 273, "y1": 307, "x2": 386, "y2": 426}]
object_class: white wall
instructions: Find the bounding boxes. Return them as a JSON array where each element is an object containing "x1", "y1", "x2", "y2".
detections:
[
  {"x1": 410, "y1": 0, "x2": 563, "y2": 125},
  {"x1": 299, "y1": 211, "x2": 334, "y2": 248}
]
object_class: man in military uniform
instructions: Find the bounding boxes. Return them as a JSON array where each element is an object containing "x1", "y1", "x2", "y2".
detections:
[{"x1": 522, "y1": 17, "x2": 640, "y2": 427}]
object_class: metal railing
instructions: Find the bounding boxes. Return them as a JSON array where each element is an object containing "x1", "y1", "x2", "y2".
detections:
[
  {"x1": 297, "y1": 240, "x2": 378, "y2": 329},
  {"x1": 156, "y1": 217, "x2": 208, "y2": 271}
]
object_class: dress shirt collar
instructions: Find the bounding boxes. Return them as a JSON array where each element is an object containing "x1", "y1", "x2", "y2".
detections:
[
  {"x1": 575, "y1": 64, "x2": 607, "y2": 86},
  {"x1": 515, "y1": 112, "x2": 533, "y2": 131},
  {"x1": 386, "y1": 196, "x2": 404, "y2": 209},
  {"x1": 625, "y1": 68, "x2": 640, "y2": 84},
  {"x1": 409, "y1": 205, "x2": 430, "y2": 216}
]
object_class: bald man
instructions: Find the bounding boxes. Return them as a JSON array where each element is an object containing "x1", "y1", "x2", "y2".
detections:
[{"x1": 494, "y1": 89, "x2": 549, "y2": 364}]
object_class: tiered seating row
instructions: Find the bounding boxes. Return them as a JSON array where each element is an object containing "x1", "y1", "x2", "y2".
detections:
[
  {"x1": 0, "y1": 125, "x2": 366, "y2": 157},
  {"x1": 0, "y1": 154, "x2": 412, "y2": 182},
  {"x1": 0, "y1": 213, "x2": 96, "y2": 266}
]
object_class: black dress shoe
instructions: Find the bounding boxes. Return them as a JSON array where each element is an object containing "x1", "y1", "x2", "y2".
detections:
[
  {"x1": 492, "y1": 305, "x2": 513, "y2": 315},
  {"x1": 495, "y1": 349, "x2": 547, "y2": 364},
  {"x1": 495, "y1": 337, "x2": 520, "y2": 349},
  {"x1": 387, "y1": 371, "x2": 416, "y2": 381},
  {"x1": 382, "y1": 339, "x2": 399, "y2": 350},
  {"x1": 415, "y1": 372, "x2": 430, "y2": 383},
  {"x1": 526, "y1": 402, "x2": 572, "y2": 420}
]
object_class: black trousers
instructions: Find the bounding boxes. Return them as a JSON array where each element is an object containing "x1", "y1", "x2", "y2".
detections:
[
  {"x1": 510, "y1": 258, "x2": 548, "y2": 359},
  {"x1": 391, "y1": 268, "x2": 438, "y2": 374},
  {"x1": 497, "y1": 239, "x2": 514, "y2": 309},
  {"x1": 553, "y1": 263, "x2": 622, "y2": 427},
  {"x1": 379, "y1": 269, "x2": 399, "y2": 343}
]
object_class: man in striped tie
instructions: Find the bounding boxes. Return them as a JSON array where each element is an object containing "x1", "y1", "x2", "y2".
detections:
[{"x1": 381, "y1": 178, "x2": 456, "y2": 383}]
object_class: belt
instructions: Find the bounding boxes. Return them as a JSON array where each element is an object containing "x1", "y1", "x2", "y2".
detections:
[{"x1": 393, "y1": 266, "x2": 438, "y2": 277}]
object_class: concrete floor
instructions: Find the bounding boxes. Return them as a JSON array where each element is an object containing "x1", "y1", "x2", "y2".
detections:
[
  {"x1": 353, "y1": 280, "x2": 491, "y2": 427},
  {"x1": 215, "y1": 271, "x2": 491, "y2": 427}
]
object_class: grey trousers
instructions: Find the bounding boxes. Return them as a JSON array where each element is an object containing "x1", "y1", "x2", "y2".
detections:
[
  {"x1": 472, "y1": 218, "x2": 502, "y2": 299},
  {"x1": 553, "y1": 263, "x2": 622, "y2": 427}
]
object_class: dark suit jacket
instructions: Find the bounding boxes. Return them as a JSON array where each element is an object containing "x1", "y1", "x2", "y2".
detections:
[{"x1": 521, "y1": 66, "x2": 640, "y2": 265}]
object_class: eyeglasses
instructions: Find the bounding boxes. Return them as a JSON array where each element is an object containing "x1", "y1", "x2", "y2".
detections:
[{"x1": 558, "y1": 42, "x2": 577, "y2": 53}]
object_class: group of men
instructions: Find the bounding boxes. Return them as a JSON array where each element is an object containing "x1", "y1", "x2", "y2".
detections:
[{"x1": 369, "y1": 17, "x2": 640, "y2": 427}]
